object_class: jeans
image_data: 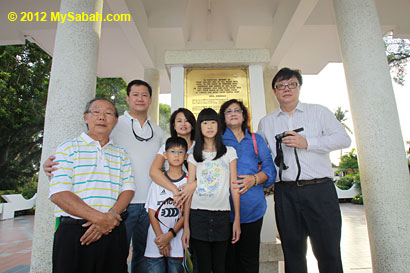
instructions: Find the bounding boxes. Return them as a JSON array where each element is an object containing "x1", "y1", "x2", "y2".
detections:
[
  {"x1": 146, "y1": 257, "x2": 184, "y2": 273},
  {"x1": 125, "y1": 203, "x2": 149, "y2": 273}
]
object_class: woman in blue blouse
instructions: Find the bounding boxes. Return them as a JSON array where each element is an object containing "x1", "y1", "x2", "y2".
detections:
[{"x1": 219, "y1": 99, "x2": 276, "y2": 273}]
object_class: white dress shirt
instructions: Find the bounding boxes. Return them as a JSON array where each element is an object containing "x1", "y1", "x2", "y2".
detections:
[
  {"x1": 111, "y1": 111, "x2": 165, "y2": 203},
  {"x1": 257, "y1": 102, "x2": 351, "y2": 181}
]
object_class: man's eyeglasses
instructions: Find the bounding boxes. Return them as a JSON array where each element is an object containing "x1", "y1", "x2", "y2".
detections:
[
  {"x1": 87, "y1": 110, "x2": 115, "y2": 117},
  {"x1": 167, "y1": 150, "x2": 186, "y2": 155},
  {"x1": 224, "y1": 109, "x2": 243, "y2": 116},
  {"x1": 131, "y1": 119, "x2": 154, "y2": 142},
  {"x1": 275, "y1": 82, "x2": 300, "y2": 90}
]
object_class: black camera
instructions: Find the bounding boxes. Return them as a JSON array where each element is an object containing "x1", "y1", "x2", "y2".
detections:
[{"x1": 275, "y1": 127, "x2": 304, "y2": 142}]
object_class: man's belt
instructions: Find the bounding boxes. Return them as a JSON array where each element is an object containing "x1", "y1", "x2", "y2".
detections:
[
  {"x1": 60, "y1": 216, "x2": 88, "y2": 225},
  {"x1": 280, "y1": 177, "x2": 332, "y2": 187},
  {"x1": 59, "y1": 210, "x2": 129, "y2": 225}
]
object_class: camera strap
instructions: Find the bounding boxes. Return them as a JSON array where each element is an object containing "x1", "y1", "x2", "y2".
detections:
[
  {"x1": 294, "y1": 148, "x2": 301, "y2": 182},
  {"x1": 275, "y1": 142, "x2": 301, "y2": 182}
]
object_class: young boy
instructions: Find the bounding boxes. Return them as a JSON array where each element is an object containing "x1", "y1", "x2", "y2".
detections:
[{"x1": 145, "y1": 137, "x2": 188, "y2": 273}]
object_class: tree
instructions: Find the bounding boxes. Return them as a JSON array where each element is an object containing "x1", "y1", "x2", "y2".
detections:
[
  {"x1": 338, "y1": 149, "x2": 359, "y2": 175},
  {"x1": 95, "y1": 77, "x2": 128, "y2": 114},
  {"x1": 0, "y1": 41, "x2": 128, "y2": 192},
  {"x1": 334, "y1": 106, "x2": 353, "y2": 134},
  {"x1": 384, "y1": 35, "x2": 410, "y2": 86},
  {"x1": 159, "y1": 103, "x2": 171, "y2": 138},
  {"x1": 0, "y1": 40, "x2": 52, "y2": 190},
  {"x1": 334, "y1": 106, "x2": 353, "y2": 159},
  {"x1": 336, "y1": 149, "x2": 360, "y2": 191}
]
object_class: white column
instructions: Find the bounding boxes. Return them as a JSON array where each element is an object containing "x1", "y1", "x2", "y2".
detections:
[
  {"x1": 30, "y1": 0, "x2": 103, "y2": 272},
  {"x1": 145, "y1": 68, "x2": 160, "y2": 124},
  {"x1": 249, "y1": 64, "x2": 283, "y2": 273},
  {"x1": 249, "y1": 64, "x2": 267, "y2": 130},
  {"x1": 170, "y1": 65, "x2": 185, "y2": 112},
  {"x1": 333, "y1": 0, "x2": 410, "y2": 272}
]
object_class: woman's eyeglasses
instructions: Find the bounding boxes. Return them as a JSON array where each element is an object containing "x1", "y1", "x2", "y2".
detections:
[{"x1": 224, "y1": 109, "x2": 243, "y2": 116}]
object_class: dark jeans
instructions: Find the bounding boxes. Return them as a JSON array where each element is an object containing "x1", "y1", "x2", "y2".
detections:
[
  {"x1": 53, "y1": 220, "x2": 128, "y2": 273},
  {"x1": 190, "y1": 238, "x2": 228, "y2": 273},
  {"x1": 274, "y1": 179, "x2": 343, "y2": 273},
  {"x1": 125, "y1": 203, "x2": 149, "y2": 273},
  {"x1": 225, "y1": 217, "x2": 263, "y2": 273},
  {"x1": 146, "y1": 257, "x2": 184, "y2": 273}
]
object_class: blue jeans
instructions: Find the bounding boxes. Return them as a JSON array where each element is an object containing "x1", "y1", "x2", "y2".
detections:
[
  {"x1": 147, "y1": 257, "x2": 184, "y2": 273},
  {"x1": 125, "y1": 203, "x2": 149, "y2": 273}
]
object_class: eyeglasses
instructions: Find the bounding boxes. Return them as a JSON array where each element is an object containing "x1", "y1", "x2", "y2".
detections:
[
  {"x1": 167, "y1": 150, "x2": 186, "y2": 155},
  {"x1": 275, "y1": 82, "x2": 300, "y2": 90},
  {"x1": 87, "y1": 110, "x2": 115, "y2": 117},
  {"x1": 131, "y1": 119, "x2": 154, "y2": 142},
  {"x1": 224, "y1": 109, "x2": 243, "y2": 116}
]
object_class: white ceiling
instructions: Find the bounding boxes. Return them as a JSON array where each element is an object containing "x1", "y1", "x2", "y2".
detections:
[{"x1": 1, "y1": 0, "x2": 409, "y2": 93}]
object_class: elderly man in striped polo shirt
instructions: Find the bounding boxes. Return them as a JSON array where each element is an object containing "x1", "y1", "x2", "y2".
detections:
[{"x1": 49, "y1": 98, "x2": 136, "y2": 273}]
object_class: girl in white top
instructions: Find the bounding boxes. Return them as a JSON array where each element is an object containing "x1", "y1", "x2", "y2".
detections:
[
  {"x1": 182, "y1": 108, "x2": 241, "y2": 273},
  {"x1": 150, "y1": 108, "x2": 197, "y2": 206}
]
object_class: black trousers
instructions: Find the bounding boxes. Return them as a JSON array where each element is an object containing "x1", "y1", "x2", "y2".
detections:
[
  {"x1": 225, "y1": 217, "x2": 263, "y2": 273},
  {"x1": 274, "y1": 180, "x2": 343, "y2": 273},
  {"x1": 52, "y1": 219, "x2": 128, "y2": 273},
  {"x1": 190, "y1": 238, "x2": 228, "y2": 273}
]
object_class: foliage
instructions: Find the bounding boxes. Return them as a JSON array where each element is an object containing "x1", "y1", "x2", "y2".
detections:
[
  {"x1": 338, "y1": 149, "x2": 359, "y2": 175},
  {"x1": 334, "y1": 107, "x2": 352, "y2": 134},
  {"x1": 95, "y1": 77, "x2": 128, "y2": 114},
  {"x1": 159, "y1": 103, "x2": 171, "y2": 138},
  {"x1": 336, "y1": 149, "x2": 362, "y2": 203},
  {"x1": 351, "y1": 194, "x2": 363, "y2": 205},
  {"x1": 0, "y1": 41, "x2": 128, "y2": 195},
  {"x1": 0, "y1": 175, "x2": 37, "y2": 215},
  {"x1": 335, "y1": 175, "x2": 354, "y2": 190},
  {"x1": 0, "y1": 40, "x2": 52, "y2": 191},
  {"x1": 335, "y1": 173, "x2": 360, "y2": 191},
  {"x1": 384, "y1": 35, "x2": 410, "y2": 86}
]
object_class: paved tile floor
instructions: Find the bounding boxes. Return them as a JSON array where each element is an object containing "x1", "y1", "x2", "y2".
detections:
[
  {"x1": 305, "y1": 203, "x2": 372, "y2": 273},
  {"x1": 0, "y1": 203, "x2": 371, "y2": 273}
]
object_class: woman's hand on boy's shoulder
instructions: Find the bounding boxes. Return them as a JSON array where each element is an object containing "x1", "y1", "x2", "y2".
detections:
[{"x1": 175, "y1": 181, "x2": 197, "y2": 207}]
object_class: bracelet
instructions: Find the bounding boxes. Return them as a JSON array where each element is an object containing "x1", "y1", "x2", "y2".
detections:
[
  {"x1": 253, "y1": 175, "x2": 258, "y2": 187},
  {"x1": 168, "y1": 228, "x2": 177, "y2": 237}
]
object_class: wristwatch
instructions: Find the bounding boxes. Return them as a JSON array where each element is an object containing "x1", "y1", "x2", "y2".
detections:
[{"x1": 168, "y1": 228, "x2": 177, "y2": 237}]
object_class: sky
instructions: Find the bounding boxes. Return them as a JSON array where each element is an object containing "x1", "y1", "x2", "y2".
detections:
[{"x1": 159, "y1": 63, "x2": 410, "y2": 164}]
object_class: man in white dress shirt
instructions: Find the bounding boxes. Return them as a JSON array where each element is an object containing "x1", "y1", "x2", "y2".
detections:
[
  {"x1": 258, "y1": 67, "x2": 351, "y2": 273},
  {"x1": 111, "y1": 80, "x2": 165, "y2": 273}
]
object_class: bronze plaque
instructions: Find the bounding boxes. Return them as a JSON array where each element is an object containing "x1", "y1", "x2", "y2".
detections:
[{"x1": 184, "y1": 67, "x2": 251, "y2": 118}]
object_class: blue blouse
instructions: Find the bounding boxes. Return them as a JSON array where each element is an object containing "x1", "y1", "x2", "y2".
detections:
[{"x1": 223, "y1": 128, "x2": 276, "y2": 223}]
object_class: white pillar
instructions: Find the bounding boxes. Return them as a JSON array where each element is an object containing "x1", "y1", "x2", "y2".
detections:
[
  {"x1": 249, "y1": 64, "x2": 267, "y2": 130},
  {"x1": 145, "y1": 68, "x2": 160, "y2": 124},
  {"x1": 333, "y1": 0, "x2": 410, "y2": 272},
  {"x1": 249, "y1": 64, "x2": 283, "y2": 273},
  {"x1": 30, "y1": 0, "x2": 103, "y2": 272},
  {"x1": 170, "y1": 65, "x2": 185, "y2": 112}
]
